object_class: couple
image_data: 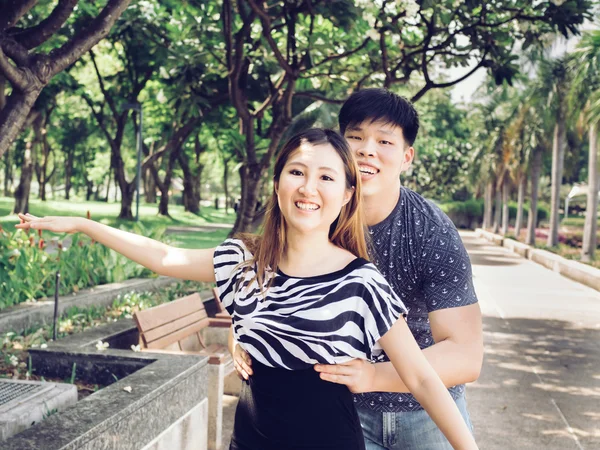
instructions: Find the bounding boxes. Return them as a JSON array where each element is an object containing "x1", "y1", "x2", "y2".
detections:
[{"x1": 17, "y1": 89, "x2": 482, "y2": 450}]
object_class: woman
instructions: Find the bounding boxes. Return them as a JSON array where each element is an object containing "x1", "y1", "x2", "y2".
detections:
[{"x1": 17, "y1": 129, "x2": 477, "y2": 450}]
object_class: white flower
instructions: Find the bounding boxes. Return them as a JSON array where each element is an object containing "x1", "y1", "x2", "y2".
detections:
[
  {"x1": 96, "y1": 340, "x2": 109, "y2": 351},
  {"x1": 40, "y1": 343, "x2": 48, "y2": 349},
  {"x1": 131, "y1": 344, "x2": 141, "y2": 352},
  {"x1": 9, "y1": 355, "x2": 19, "y2": 366},
  {"x1": 366, "y1": 28, "x2": 380, "y2": 42}
]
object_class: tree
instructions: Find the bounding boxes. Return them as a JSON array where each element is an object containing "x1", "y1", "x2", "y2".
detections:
[
  {"x1": 531, "y1": 58, "x2": 571, "y2": 247},
  {"x1": 570, "y1": 30, "x2": 600, "y2": 261},
  {"x1": 0, "y1": 0, "x2": 131, "y2": 158}
]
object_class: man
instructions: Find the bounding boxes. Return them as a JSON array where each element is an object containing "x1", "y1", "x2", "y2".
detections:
[{"x1": 232, "y1": 88, "x2": 483, "y2": 449}]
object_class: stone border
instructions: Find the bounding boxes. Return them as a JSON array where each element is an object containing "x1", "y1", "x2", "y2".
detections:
[
  {"x1": 0, "y1": 276, "x2": 177, "y2": 334},
  {"x1": 3, "y1": 319, "x2": 211, "y2": 450},
  {"x1": 475, "y1": 229, "x2": 600, "y2": 292}
]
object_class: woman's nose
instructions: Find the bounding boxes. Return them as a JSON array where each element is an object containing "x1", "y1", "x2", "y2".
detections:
[{"x1": 299, "y1": 178, "x2": 317, "y2": 196}]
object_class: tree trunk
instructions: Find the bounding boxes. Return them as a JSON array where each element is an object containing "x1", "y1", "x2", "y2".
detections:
[
  {"x1": 3, "y1": 147, "x2": 12, "y2": 196},
  {"x1": 514, "y1": 173, "x2": 526, "y2": 239},
  {"x1": 13, "y1": 140, "x2": 35, "y2": 214},
  {"x1": 526, "y1": 148, "x2": 543, "y2": 246},
  {"x1": 547, "y1": 120, "x2": 566, "y2": 247},
  {"x1": 501, "y1": 175, "x2": 509, "y2": 235},
  {"x1": 582, "y1": 123, "x2": 599, "y2": 261},
  {"x1": 483, "y1": 181, "x2": 493, "y2": 229},
  {"x1": 104, "y1": 168, "x2": 111, "y2": 202},
  {"x1": 179, "y1": 151, "x2": 202, "y2": 214},
  {"x1": 231, "y1": 163, "x2": 263, "y2": 235},
  {"x1": 64, "y1": 154, "x2": 73, "y2": 200},
  {"x1": 0, "y1": 91, "x2": 41, "y2": 160},
  {"x1": 13, "y1": 113, "x2": 41, "y2": 213},
  {"x1": 86, "y1": 179, "x2": 94, "y2": 201},
  {"x1": 144, "y1": 167, "x2": 156, "y2": 203},
  {"x1": 223, "y1": 158, "x2": 230, "y2": 214},
  {"x1": 118, "y1": 186, "x2": 134, "y2": 220},
  {"x1": 492, "y1": 178, "x2": 501, "y2": 234}
]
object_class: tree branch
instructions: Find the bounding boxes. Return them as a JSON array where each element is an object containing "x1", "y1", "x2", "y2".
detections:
[
  {"x1": 12, "y1": 0, "x2": 78, "y2": 50},
  {"x1": 410, "y1": 50, "x2": 489, "y2": 103},
  {"x1": 313, "y1": 38, "x2": 369, "y2": 68},
  {"x1": 49, "y1": 0, "x2": 132, "y2": 75},
  {"x1": 89, "y1": 50, "x2": 119, "y2": 120},
  {"x1": 1, "y1": 39, "x2": 31, "y2": 66},
  {"x1": 246, "y1": 0, "x2": 296, "y2": 76},
  {"x1": 294, "y1": 91, "x2": 346, "y2": 104},
  {"x1": 0, "y1": 45, "x2": 27, "y2": 91},
  {"x1": 0, "y1": 0, "x2": 38, "y2": 33}
]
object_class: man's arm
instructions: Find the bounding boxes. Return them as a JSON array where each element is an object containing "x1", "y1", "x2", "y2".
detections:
[{"x1": 315, "y1": 303, "x2": 483, "y2": 393}]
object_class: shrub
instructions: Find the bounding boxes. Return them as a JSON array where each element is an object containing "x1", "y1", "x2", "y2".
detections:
[{"x1": 0, "y1": 222, "x2": 167, "y2": 311}]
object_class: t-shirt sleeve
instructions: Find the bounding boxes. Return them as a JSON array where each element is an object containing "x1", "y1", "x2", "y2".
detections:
[
  {"x1": 213, "y1": 238, "x2": 249, "y2": 314},
  {"x1": 420, "y1": 221, "x2": 478, "y2": 312},
  {"x1": 359, "y1": 264, "x2": 408, "y2": 360}
]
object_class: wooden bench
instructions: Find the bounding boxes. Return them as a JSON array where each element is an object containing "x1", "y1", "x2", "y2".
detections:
[
  {"x1": 212, "y1": 287, "x2": 231, "y2": 320},
  {"x1": 134, "y1": 292, "x2": 237, "y2": 450}
]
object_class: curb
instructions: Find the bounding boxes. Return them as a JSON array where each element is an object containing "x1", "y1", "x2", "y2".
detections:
[
  {"x1": 474, "y1": 229, "x2": 600, "y2": 292},
  {"x1": 0, "y1": 276, "x2": 177, "y2": 333}
]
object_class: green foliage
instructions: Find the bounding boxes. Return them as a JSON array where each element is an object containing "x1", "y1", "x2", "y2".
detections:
[
  {"x1": 438, "y1": 199, "x2": 550, "y2": 229},
  {"x1": 0, "y1": 224, "x2": 167, "y2": 310}
]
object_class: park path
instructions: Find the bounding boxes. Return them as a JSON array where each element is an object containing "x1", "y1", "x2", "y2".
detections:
[
  {"x1": 219, "y1": 231, "x2": 600, "y2": 449},
  {"x1": 463, "y1": 231, "x2": 600, "y2": 450}
]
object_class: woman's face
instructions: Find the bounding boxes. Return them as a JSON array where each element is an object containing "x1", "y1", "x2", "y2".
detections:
[{"x1": 276, "y1": 142, "x2": 354, "y2": 237}]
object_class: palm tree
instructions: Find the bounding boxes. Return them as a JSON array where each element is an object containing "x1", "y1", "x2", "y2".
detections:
[
  {"x1": 530, "y1": 58, "x2": 571, "y2": 247},
  {"x1": 570, "y1": 30, "x2": 600, "y2": 261}
]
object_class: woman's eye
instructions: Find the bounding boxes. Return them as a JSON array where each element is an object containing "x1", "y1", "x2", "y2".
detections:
[
  {"x1": 321, "y1": 175, "x2": 334, "y2": 181},
  {"x1": 290, "y1": 169, "x2": 303, "y2": 176}
]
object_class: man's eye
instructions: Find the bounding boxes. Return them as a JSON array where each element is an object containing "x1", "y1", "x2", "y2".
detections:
[
  {"x1": 380, "y1": 140, "x2": 393, "y2": 145},
  {"x1": 346, "y1": 135, "x2": 361, "y2": 140},
  {"x1": 290, "y1": 169, "x2": 303, "y2": 176}
]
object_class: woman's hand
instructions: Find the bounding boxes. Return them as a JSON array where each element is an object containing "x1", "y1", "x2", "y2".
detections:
[
  {"x1": 15, "y1": 213, "x2": 82, "y2": 234},
  {"x1": 233, "y1": 344, "x2": 253, "y2": 381},
  {"x1": 314, "y1": 359, "x2": 376, "y2": 393}
]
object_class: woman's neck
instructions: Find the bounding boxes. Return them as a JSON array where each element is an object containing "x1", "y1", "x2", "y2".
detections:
[{"x1": 280, "y1": 229, "x2": 341, "y2": 276}]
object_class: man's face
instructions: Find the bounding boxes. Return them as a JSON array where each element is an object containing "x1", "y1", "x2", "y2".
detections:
[{"x1": 343, "y1": 121, "x2": 414, "y2": 199}]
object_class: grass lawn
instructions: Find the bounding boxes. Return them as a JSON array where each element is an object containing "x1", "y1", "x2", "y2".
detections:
[
  {"x1": 0, "y1": 197, "x2": 235, "y2": 234},
  {"x1": 167, "y1": 229, "x2": 231, "y2": 249}
]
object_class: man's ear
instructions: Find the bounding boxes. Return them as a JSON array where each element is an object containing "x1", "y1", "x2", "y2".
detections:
[{"x1": 400, "y1": 146, "x2": 415, "y2": 172}]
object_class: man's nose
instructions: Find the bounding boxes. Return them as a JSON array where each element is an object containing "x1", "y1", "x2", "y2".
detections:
[{"x1": 356, "y1": 139, "x2": 376, "y2": 157}]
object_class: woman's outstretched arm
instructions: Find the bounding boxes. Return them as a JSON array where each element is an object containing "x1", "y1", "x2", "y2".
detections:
[
  {"x1": 16, "y1": 214, "x2": 217, "y2": 283},
  {"x1": 378, "y1": 319, "x2": 478, "y2": 450}
]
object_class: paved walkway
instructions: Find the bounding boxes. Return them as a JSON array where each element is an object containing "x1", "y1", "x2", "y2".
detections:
[{"x1": 220, "y1": 231, "x2": 600, "y2": 449}]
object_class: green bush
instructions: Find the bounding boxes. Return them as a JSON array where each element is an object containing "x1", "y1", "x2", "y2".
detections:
[
  {"x1": 438, "y1": 199, "x2": 550, "y2": 229},
  {"x1": 0, "y1": 223, "x2": 166, "y2": 310},
  {"x1": 439, "y1": 199, "x2": 483, "y2": 229}
]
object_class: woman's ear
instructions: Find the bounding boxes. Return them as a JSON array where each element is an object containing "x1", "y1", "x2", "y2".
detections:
[
  {"x1": 343, "y1": 186, "x2": 355, "y2": 206},
  {"x1": 274, "y1": 181, "x2": 279, "y2": 195}
]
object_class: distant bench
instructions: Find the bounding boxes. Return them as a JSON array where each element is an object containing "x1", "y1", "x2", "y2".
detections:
[{"x1": 134, "y1": 292, "x2": 237, "y2": 450}]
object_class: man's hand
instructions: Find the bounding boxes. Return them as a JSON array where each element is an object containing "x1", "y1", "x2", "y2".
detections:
[
  {"x1": 314, "y1": 359, "x2": 376, "y2": 393},
  {"x1": 233, "y1": 344, "x2": 253, "y2": 381}
]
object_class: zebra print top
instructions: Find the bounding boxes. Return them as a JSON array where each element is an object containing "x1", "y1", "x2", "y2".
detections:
[{"x1": 213, "y1": 239, "x2": 408, "y2": 370}]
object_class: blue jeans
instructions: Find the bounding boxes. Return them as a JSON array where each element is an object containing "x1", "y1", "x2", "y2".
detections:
[{"x1": 357, "y1": 395, "x2": 473, "y2": 450}]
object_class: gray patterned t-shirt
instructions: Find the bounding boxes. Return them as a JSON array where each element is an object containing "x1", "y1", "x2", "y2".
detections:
[{"x1": 353, "y1": 187, "x2": 478, "y2": 412}]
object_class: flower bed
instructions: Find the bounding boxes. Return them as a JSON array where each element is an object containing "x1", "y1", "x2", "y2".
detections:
[
  {"x1": 0, "y1": 281, "x2": 204, "y2": 397},
  {"x1": 0, "y1": 219, "x2": 166, "y2": 310}
]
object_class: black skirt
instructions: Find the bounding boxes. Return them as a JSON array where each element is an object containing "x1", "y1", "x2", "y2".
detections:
[{"x1": 229, "y1": 361, "x2": 365, "y2": 450}]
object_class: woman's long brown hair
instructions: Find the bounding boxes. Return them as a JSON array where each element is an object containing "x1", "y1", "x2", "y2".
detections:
[{"x1": 238, "y1": 128, "x2": 368, "y2": 291}]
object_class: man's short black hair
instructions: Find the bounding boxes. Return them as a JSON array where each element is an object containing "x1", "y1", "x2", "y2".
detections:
[{"x1": 338, "y1": 88, "x2": 420, "y2": 146}]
